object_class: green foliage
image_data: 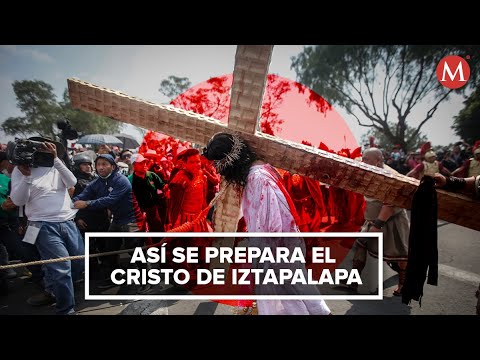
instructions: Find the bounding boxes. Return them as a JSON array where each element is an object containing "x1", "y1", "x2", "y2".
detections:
[
  {"x1": 292, "y1": 45, "x2": 480, "y2": 152},
  {"x1": 1, "y1": 80, "x2": 122, "y2": 140},
  {"x1": 59, "y1": 89, "x2": 122, "y2": 135},
  {"x1": 361, "y1": 124, "x2": 428, "y2": 152},
  {"x1": 2, "y1": 80, "x2": 62, "y2": 139},
  {"x1": 159, "y1": 76, "x2": 192, "y2": 100},
  {"x1": 166, "y1": 74, "x2": 293, "y2": 137},
  {"x1": 452, "y1": 86, "x2": 480, "y2": 144}
]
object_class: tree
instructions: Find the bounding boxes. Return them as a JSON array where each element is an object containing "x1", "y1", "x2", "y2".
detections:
[
  {"x1": 170, "y1": 75, "x2": 231, "y2": 121},
  {"x1": 2, "y1": 80, "x2": 62, "y2": 139},
  {"x1": 166, "y1": 74, "x2": 292, "y2": 136},
  {"x1": 452, "y1": 85, "x2": 480, "y2": 145},
  {"x1": 361, "y1": 124, "x2": 428, "y2": 152},
  {"x1": 2, "y1": 80, "x2": 123, "y2": 141},
  {"x1": 292, "y1": 45, "x2": 480, "y2": 152},
  {"x1": 159, "y1": 76, "x2": 192, "y2": 100},
  {"x1": 260, "y1": 74, "x2": 290, "y2": 135}
]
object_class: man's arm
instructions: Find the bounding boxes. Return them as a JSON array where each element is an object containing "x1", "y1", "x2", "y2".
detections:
[
  {"x1": 10, "y1": 166, "x2": 32, "y2": 206},
  {"x1": 433, "y1": 173, "x2": 479, "y2": 198},
  {"x1": 87, "y1": 176, "x2": 131, "y2": 210},
  {"x1": 369, "y1": 204, "x2": 397, "y2": 232},
  {"x1": 438, "y1": 163, "x2": 452, "y2": 177},
  {"x1": 42, "y1": 141, "x2": 76, "y2": 188},
  {"x1": 53, "y1": 157, "x2": 77, "y2": 188},
  {"x1": 72, "y1": 179, "x2": 96, "y2": 202},
  {"x1": 406, "y1": 163, "x2": 424, "y2": 178},
  {"x1": 151, "y1": 172, "x2": 165, "y2": 190},
  {"x1": 452, "y1": 159, "x2": 468, "y2": 177}
]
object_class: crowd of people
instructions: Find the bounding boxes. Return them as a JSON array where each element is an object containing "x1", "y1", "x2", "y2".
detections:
[
  {"x1": 0, "y1": 138, "x2": 221, "y2": 314},
  {"x1": 380, "y1": 140, "x2": 480, "y2": 179}
]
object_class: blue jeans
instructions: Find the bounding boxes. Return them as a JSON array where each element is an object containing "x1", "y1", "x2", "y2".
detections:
[{"x1": 35, "y1": 220, "x2": 85, "y2": 315}]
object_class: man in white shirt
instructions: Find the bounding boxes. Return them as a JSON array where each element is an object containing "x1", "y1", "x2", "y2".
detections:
[{"x1": 10, "y1": 141, "x2": 84, "y2": 315}]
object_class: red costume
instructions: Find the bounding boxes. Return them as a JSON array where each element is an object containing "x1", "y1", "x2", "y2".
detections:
[
  {"x1": 166, "y1": 168, "x2": 211, "y2": 290},
  {"x1": 167, "y1": 169, "x2": 209, "y2": 231},
  {"x1": 283, "y1": 172, "x2": 324, "y2": 232}
]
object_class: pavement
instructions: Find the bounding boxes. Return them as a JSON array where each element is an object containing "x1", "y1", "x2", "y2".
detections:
[{"x1": 1, "y1": 220, "x2": 479, "y2": 316}]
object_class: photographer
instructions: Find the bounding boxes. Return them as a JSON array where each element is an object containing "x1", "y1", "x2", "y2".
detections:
[{"x1": 10, "y1": 140, "x2": 84, "y2": 315}]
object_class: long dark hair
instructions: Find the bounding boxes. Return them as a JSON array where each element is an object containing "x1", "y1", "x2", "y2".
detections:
[{"x1": 203, "y1": 133, "x2": 257, "y2": 188}]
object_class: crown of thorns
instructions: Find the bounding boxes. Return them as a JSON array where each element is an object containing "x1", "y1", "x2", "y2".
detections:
[{"x1": 212, "y1": 134, "x2": 246, "y2": 172}]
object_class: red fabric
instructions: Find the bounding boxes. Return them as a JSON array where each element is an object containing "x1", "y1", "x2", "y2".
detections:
[
  {"x1": 473, "y1": 140, "x2": 480, "y2": 152},
  {"x1": 420, "y1": 142, "x2": 431, "y2": 156},
  {"x1": 262, "y1": 165, "x2": 305, "y2": 232},
  {"x1": 284, "y1": 172, "x2": 325, "y2": 232}
]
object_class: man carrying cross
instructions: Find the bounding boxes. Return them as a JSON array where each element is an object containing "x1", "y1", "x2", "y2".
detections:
[{"x1": 204, "y1": 132, "x2": 332, "y2": 315}]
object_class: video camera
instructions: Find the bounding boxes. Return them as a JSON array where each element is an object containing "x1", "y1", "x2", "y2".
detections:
[
  {"x1": 57, "y1": 119, "x2": 78, "y2": 141},
  {"x1": 5, "y1": 139, "x2": 54, "y2": 168}
]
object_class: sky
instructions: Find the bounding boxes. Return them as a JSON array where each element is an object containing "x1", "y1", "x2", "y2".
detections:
[{"x1": 0, "y1": 45, "x2": 470, "y2": 149}]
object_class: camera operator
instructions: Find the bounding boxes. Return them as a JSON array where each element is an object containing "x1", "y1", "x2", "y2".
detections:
[{"x1": 10, "y1": 140, "x2": 84, "y2": 315}]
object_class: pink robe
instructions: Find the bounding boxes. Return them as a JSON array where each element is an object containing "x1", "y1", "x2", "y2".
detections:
[{"x1": 241, "y1": 164, "x2": 331, "y2": 315}]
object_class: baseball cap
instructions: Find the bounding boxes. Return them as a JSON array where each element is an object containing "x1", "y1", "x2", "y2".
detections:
[{"x1": 131, "y1": 153, "x2": 147, "y2": 163}]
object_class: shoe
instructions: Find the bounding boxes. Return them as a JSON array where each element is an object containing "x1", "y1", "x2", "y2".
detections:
[
  {"x1": 20, "y1": 267, "x2": 32, "y2": 278},
  {"x1": 27, "y1": 291, "x2": 56, "y2": 306}
]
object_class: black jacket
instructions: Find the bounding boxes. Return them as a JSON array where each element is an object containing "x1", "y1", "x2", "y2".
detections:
[{"x1": 73, "y1": 171, "x2": 110, "y2": 231}]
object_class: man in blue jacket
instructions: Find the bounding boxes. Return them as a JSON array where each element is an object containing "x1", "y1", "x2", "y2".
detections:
[{"x1": 73, "y1": 154, "x2": 146, "y2": 290}]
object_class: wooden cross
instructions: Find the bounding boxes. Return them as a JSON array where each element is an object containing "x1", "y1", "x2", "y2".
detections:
[{"x1": 67, "y1": 45, "x2": 480, "y2": 232}]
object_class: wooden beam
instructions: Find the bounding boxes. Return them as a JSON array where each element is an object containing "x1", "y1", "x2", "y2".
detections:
[
  {"x1": 228, "y1": 45, "x2": 273, "y2": 134},
  {"x1": 67, "y1": 77, "x2": 480, "y2": 231}
]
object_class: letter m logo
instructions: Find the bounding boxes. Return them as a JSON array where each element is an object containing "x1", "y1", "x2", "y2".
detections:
[{"x1": 436, "y1": 55, "x2": 470, "y2": 89}]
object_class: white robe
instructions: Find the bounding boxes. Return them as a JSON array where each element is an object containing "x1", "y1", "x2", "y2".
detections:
[{"x1": 241, "y1": 164, "x2": 331, "y2": 315}]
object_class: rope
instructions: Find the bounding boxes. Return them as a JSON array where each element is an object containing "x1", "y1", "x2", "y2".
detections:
[{"x1": 0, "y1": 183, "x2": 231, "y2": 271}]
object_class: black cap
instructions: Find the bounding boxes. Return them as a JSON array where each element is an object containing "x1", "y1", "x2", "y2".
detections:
[{"x1": 95, "y1": 153, "x2": 116, "y2": 166}]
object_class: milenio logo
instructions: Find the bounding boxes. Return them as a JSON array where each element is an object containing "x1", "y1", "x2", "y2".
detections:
[{"x1": 436, "y1": 55, "x2": 471, "y2": 89}]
